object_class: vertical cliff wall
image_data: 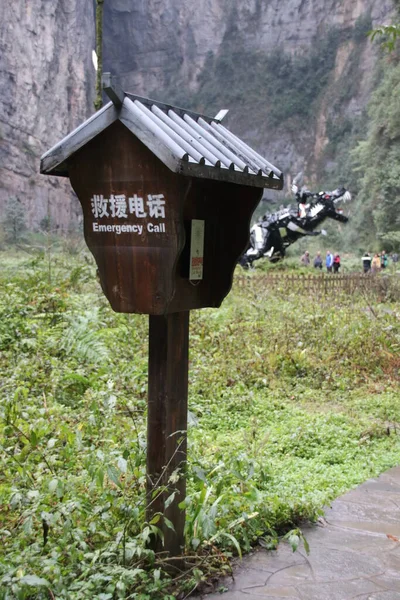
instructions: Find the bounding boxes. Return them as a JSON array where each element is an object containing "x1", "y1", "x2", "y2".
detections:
[
  {"x1": 104, "y1": 0, "x2": 393, "y2": 92},
  {"x1": 0, "y1": 0, "x2": 396, "y2": 229},
  {"x1": 0, "y1": 0, "x2": 95, "y2": 229},
  {"x1": 104, "y1": 0, "x2": 395, "y2": 194}
]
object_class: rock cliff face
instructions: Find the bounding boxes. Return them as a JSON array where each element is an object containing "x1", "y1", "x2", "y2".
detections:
[
  {"x1": 105, "y1": 0, "x2": 392, "y2": 92},
  {"x1": 0, "y1": 0, "x2": 395, "y2": 228},
  {"x1": 0, "y1": 0, "x2": 95, "y2": 229},
  {"x1": 104, "y1": 0, "x2": 394, "y2": 194}
]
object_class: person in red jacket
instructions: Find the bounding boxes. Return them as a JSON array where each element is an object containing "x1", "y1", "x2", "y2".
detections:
[{"x1": 333, "y1": 253, "x2": 341, "y2": 273}]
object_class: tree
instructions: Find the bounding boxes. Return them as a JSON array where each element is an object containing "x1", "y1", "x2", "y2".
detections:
[
  {"x1": 2, "y1": 197, "x2": 27, "y2": 244},
  {"x1": 94, "y1": 0, "x2": 104, "y2": 111}
]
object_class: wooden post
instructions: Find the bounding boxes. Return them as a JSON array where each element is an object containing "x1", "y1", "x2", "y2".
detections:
[{"x1": 146, "y1": 311, "x2": 189, "y2": 556}]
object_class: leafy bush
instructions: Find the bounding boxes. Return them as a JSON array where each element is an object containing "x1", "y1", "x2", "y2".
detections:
[{"x1": 1, "y1": 253, "x2": 400, "y2": 597}]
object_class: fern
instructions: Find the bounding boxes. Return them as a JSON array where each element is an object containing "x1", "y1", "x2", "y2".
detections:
[{"x1": 60, "y1": 309, "x2": 109, "y2": 364}]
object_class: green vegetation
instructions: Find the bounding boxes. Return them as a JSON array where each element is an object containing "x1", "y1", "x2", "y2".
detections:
[
  {"x1": 370, "y1": 24, "x2": 400, "y2": 52},
  {"x1": 306, "y1": 18, "x2": 400, "y2": 254},
  {"x1": 1, "y1": 198, "x2": 27, "y2": 245},
  {"x1": 351, "y1": 50, "x2": 400, "y2": 252},
  {"x1": 1, "y1": 250, "x2": 400, "y2": 598},
  {"x1": 325, "y1": 15, "x2": 400, "y2": 254}
]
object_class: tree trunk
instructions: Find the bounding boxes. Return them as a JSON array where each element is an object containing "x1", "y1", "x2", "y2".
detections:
[{"x1": 94, "y1": 0, "x2": 104, "y2": 111}]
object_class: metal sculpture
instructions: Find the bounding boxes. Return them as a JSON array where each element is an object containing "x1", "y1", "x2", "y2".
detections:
[{"x1": 239, "y1": 175, "x2": 351, "y2": 267}]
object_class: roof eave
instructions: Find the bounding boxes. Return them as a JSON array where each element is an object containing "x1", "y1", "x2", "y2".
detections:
[
  {"x1": 178, "y1": 162, "x2": 283, "y2": 189},
  {"x1": 40, "y1": 102, "x2": 119, "y2": 175}
]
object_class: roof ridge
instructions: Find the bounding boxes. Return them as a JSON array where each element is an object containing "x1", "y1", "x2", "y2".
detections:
[{"x1": 124, "y1": 92, "x2": 216, "y2": 125}]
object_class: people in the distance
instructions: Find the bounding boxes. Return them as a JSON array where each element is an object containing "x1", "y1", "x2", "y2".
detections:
[
  {"x1": 301, "y1": 251, "x2": 310, "y2": 266},
  {"x1": 326, "y1": 250, "x2": 333, "y2": 273},
  {"x1": 313, "y1": 251, "x2": 323, "y2": 269},
  {"x1": 362, "y1": 252, "x2": 371, "y2": 273},
  {"x1": 380, "y1": 250, "x2": 388, "y2": 269},
  {"x1": 333, "y1": 253, "x2": 341, "y2": 273},
  {"x1": 371, "y1": 253, "x2": 381, "y2": 273}
]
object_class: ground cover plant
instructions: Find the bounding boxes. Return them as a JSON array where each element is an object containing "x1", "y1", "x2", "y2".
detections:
[{"x1": 1, "y1": 250, "x2": 400, "y2": 599}]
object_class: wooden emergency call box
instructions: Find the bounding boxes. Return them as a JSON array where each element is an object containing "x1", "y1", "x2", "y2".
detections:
[
  {"x1": 40, "y1": 75, "x2": 283, "y2": 557},
  {"x1": 41, "y1": 77, "x2": 283, "y2": 315}
]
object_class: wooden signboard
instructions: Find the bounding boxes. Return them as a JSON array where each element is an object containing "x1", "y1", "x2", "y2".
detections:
[
  {"x1": 68, "y1": 121, "x2": 262, "y2": 315},
  {"x1": 66, "y1": 122, "x2": 261, "y2": 554},
  {"x1": 41, "y1": 88, "x2": 282, "y2": 557}
]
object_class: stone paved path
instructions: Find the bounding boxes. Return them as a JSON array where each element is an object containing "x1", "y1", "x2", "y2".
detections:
[{"x1": 202, "y1": 466, "x2": 400, "y2": 600}]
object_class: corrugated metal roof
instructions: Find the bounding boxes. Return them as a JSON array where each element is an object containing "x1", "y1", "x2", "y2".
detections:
[{"x1": 41, "y1": 90, "x2": 283, "y2": 190}]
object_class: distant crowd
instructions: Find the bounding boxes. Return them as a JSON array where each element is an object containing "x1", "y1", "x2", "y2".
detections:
[
  {"x1": 361, "y1": 251, "x2": 398, "y2": 273},
  {"x1": 301, "y1": 250, "x2": 342, "y2": 272},
  {"x1": 300, "y1": 250, "x2": 399, "y2": 274}
]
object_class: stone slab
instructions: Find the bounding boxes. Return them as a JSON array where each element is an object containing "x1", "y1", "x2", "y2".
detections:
[{"x1": 200, "y1": 467, "x2": 400, "y2": 600}]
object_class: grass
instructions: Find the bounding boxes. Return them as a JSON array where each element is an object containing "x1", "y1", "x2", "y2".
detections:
[{"x1": 1, "y1": 249, "x2": 400, "y2": 599}]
